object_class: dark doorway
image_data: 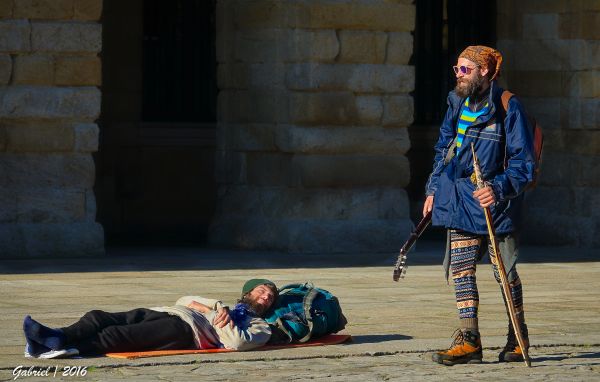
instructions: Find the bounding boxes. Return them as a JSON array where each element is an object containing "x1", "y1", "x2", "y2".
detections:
[
  {"x1": 406, "y1": 0, "x2": 496, "y2": 233},
  {"x1": 96, "y1": 0, "x2": 218, "y2": 245}
]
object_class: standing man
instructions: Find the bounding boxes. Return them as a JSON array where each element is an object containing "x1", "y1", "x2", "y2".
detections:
[
  {"x1": 23, "y1": 279, "x2": 277, "y2": 358},
  {"x1": 423, "y1": 46, "x2": 535, "y2": 365}
]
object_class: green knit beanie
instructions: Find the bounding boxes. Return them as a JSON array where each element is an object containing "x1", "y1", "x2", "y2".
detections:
[{"x1": 241, "y1": 278, "x2": 277, "y2": 297}]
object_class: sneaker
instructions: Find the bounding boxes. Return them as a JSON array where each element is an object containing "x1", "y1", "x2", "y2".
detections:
[
  {"x1": 38, "y1": 348, "x2": 79, "y2": 359},
  {"x1": 432, "y1": 329, "x2": 483, "y2": 366},
  {"x1": 499, "y1": 323, "x2": 529, "y2": 362}
]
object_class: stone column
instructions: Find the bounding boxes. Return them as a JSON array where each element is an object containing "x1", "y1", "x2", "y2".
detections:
[
  {"x1": 497, "y1": 1, "x2": 600, "y2": 247},
  {"x1": 0, "y1": 0, "x2": 104, "y2": 256},
  {"x1": 211, "y1": 0, "x2": 415, "y2": 253}
]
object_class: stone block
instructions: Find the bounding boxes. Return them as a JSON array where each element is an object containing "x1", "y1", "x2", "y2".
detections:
[
  {"x1": 559, "y1": 12, "x2": 600, "y2": 39},
  {"x1": 286, "y1": 218, "x2": 414, "y2": 253},
  {"x1": 217, "y1": 63, "x2": 247, "y2": 89},
  {"x1": 14, "y1": 0, "x2": 73, "y2": 20},
  {"x1": 0, "y1": 53, "x2": 10, "y2": 84},
  {"x1": 246, "y1": 152, "x2": 292, "y2": 186},
  {"x1": 338, "y1": 30, "x2": 387, "y2": 64},
  {"x1": 505, "y1": 70, "x2": 567, "y2": 98},
  {"x1": 214, "y1": 186, "x2": 410, "y2": 221},
  {"x1": 1, "y1": 222, "x2": 105, "y2": 257},
  {"x1": 522, "y1": 14, "x2": 558, "y2": 40},
  {"x1": 573, "y1": 186, "x2": 600, "y2": 218},
  {"x1": 4, "y1": 123, "x2": 74, "y2": 152},
  {"x1": 1, "y1": 153, "x2": 95, "y2": 188},
  {"x1": 0, "y1": 20, "x2": 31, "y2": 52},
  {"x1": 387, "y1": 32, "x2": 413, "y2": 65},
  {"x1": 217, "y1": 123, "x2": 277, "y2": 152},
  {"x1": 291, "y1": 154, "x2": 410, "y2": 188},
  {"x1": 31, "y1": 22, "x2": 101, "y2": 52},
  {"x1": 0, "y1": 0, "x2": 13, "y2": 18},
  {"x1": 84, "y1": 188, "x2": 96, "y2": 221},
  {"x1": 536, "y1": 153, "x2": 569, "y2": 186},
  {"x1": 561, "y1": 97, "x2": 600, "y2": 130},
  {"x1": 500, "y1": 40, "x2": 569, "y2": 71},
  {"x1": 232, "y1": 1, "x2": 415, "y2": 31},
  {"x1": 565, "y1": 71, "x2": 600, "y2": 98},
  {"x1": 523, "y1": 186, "x2": 573, "y2": 215},
  {"x1": 234, "y1": 29, "x2": 338, "y2": 63},
  {"x1": 382, "y1": 95, "x2": 414, "y2": 127},
  {"x1": 214, "y1": 150, "x2": 246, "y2": 185},
  {"x1": 290, "y1": 92, "x2": 382, "y2": 126},
  {"x1": 0, "y1": 86, "x2": 101, "y2": 121},
  {"x1": 215, "y1": 0, "x2": 235, "y2": 63},
  {"x1": 0, "y1": 124, "x2": 5, "y2": 150},
  {"x1": 517, "y1": 97, "x2": 560, "y2": 130},
  {"x1": 496, "y1": 11, "x2": 523, "y2": 40},
  {"x1": 356, "y1": 95, "x2": 383, "y2": 124},
  {"x1": 0, "y1": 224, "x2": 23, "y2": 255},
  {"x1": 560, "y1": 129, "x2": 600, "y2": 155},
  {"x1": 218, "y1": 90, "x2": 289, "y2": 123},
  {"x1": 74, "y1": 123, "x2": 98, "y2": 152},
  {"x1": 521, "y1": 212, "x2": 581, "y2": 246},
  {"x1": 12, "y1": 54, "x2": 55, "y2": 85},
  {"x1": 568, "y1": 40, "x2": 600, "y2": 71},
  {"x1": 0, "y1": 186, "x2": 16, "y2": 222},
  {"x1": 218, "y1": 63, "x2": 285, "y2": 90},
  {"x1": 275, "y1": 125, "x2": 410, "y2": 155},
  {"x1": 286, "y1": 63, "x2": 414, "y2": 93},
  {"x1": 16, "y1": 188, "x2": 86, "y2": 223},
  {"x1": 209, "y1": 215, "x2": 413, "y2": 253},
  {"x1": 55, "y1": 55, "x2": 101, "y2": 86},
  {"x1": 74, "y1": 0, "x2": 102, "y2": 21},
  {"x1": 512, "y1": 0, "x2": 568, "y2": 13}
]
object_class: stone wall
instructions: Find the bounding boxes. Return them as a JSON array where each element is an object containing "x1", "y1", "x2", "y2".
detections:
[
  {"x1": 211, "y1": 0, "x2": 416, "y2": 253},
  {"x1": 0, "y1": 0, "x2": 104, "y2": 256},
  {"x1": 497, "y1": 0, "x2": 600, "y2": 246}
]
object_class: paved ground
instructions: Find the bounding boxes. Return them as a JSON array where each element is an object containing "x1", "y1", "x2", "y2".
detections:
[{"x1": 1, "y1": 241, "x2": 599, "y2": 381}]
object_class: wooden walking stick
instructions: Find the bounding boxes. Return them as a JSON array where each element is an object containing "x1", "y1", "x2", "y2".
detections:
[{"x1": 471, "y1": 143, "x2": 531, "y2": 367}]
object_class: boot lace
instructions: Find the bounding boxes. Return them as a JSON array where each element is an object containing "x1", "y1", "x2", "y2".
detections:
[{"x1": 449, "y1": 328, "x2": 465, "y2": 349}]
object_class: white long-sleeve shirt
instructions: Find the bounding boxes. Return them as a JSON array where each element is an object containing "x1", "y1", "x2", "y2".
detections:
[{"x1": 152, "y1": 296, "x2": 271, "y2": 351}]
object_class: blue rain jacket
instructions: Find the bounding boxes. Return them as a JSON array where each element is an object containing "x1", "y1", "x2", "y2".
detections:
[{"x1": 425, "y1": 81, "x2": 536, "y2": 235}]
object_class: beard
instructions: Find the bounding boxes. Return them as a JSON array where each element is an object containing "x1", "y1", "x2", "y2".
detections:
[
  {"x1": 238, "y1": 295, "x2": 270, "y2": 317},
  {"x1": 455, "y1": 72, "x2": 486, "y2": 99}
]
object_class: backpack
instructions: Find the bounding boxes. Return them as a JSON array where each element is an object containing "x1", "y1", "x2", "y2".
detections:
[
  {"x1": 501, "y1": 90, "x2": 544, "y2": 189},
  {"x1": 265, "y1": 283, "x2": 347, "y2": 344}
]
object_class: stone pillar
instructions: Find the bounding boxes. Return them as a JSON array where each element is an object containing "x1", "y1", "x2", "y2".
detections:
[
  {"x1": 497, "y1": 1, "x2": 600, "y2": 247},
  {"x1": 0, "y1": 0, "x2": 104, "y2": 256},
  {"x1": 211, "y1": 0, "x2": 415, "y2": 253}
]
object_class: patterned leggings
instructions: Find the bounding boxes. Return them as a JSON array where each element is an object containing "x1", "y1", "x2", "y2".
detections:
[{"x1": 450, "y1": 230, "x2": 525, "y2": 330}]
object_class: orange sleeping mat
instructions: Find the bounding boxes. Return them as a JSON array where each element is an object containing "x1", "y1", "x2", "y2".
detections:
[{"x1": 106, "y1": 334, "x2": 351, "y2": 359}]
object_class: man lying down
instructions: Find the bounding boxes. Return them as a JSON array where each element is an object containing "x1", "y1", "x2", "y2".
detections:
[{"x1": 22, "y1": 279, "x2": 278, "y2": 358}]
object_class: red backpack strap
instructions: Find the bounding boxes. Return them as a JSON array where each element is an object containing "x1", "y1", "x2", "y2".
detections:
[
  {"x1": 499, "y1": 90, "x2": 515, "y2": 170},
  {"x1": 501, "y1": 90, "x2": 514, "y2": 113}
]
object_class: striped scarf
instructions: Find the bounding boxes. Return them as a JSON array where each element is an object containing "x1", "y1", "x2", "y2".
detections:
[{"x1": 456, "y1": 98, "x2": 489, "y2": 153}]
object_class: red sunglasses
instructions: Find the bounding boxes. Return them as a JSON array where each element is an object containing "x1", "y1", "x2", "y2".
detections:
[{"x1": 452, "y1": 65, "x2": 478, "y2": 75}]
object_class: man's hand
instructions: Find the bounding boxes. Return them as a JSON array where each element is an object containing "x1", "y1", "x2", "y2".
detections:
[
  {"x1": 213, "y1": 307, "x2": 233, "y2": 329},
  {"x1": 473, "y1": 186, "x2": 496, "y2": 208},
  {"x1": 423, "y1": 195, "x2": 434, "y2": 217}
]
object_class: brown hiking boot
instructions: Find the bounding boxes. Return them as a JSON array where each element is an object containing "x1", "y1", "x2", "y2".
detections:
[
  {"x1": 499, "y1": 323, "x2": 529, "y2": 362},
  {"x1": 432, "y1": 329, "x2": 482, "y2": 366}
]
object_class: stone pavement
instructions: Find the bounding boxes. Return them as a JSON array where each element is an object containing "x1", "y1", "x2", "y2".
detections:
[{"x1": 0, "y1": 241, "x2": 599, "y2": 381}]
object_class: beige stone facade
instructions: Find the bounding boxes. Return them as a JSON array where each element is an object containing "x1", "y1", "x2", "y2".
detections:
[
  {"x1": 0, "y1": 0, "x2": 598, "y2": 257},
  {"x1": 0, "y1": 0, "x2": 104, "y2": 256},
  {"x1": 498, "y1": 0, "x2": 600, "y2": 246},
  {"x1": 209, "y1": 0, "x2": 416, "y2": 252}
]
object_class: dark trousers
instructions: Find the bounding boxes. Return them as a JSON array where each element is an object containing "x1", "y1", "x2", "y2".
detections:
[{"x1": 61, "y1": 308, "x2": 195, "y2": 355}]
